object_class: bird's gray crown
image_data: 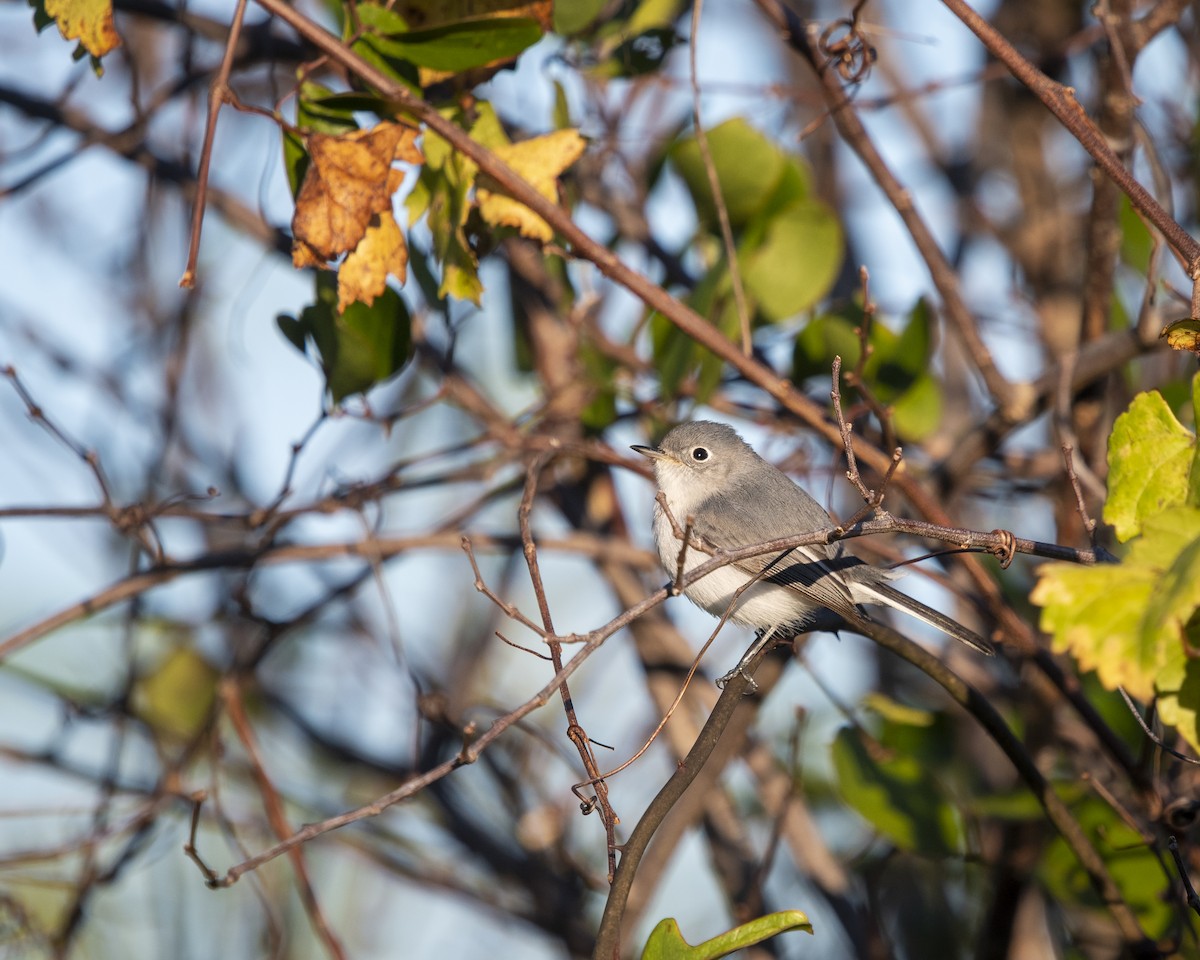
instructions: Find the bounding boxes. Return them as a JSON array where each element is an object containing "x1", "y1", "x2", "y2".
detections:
[{"x1": 657, "y1": 421, "x2": 754, "y2": 464}]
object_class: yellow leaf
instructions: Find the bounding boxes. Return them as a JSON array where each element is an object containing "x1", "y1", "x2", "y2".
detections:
[
  {"x1": 133, "y1": 647, "x2": 219, "y2": 742},
  {"x1": 291, "y1": 122, "x2": 421, "y2": 266},
  {"x1": 1161, "y1": 318, "x2": 1200, "y2": 355},
  {"x1": 45, "y1": 0, "x2": 120, "y2": 59},
  {"x1": 476, "y1": 129, "x2": 585, "y2": 242},
  {"x1": 338, "y1": 211, "x2": 409, "y2": 312}
]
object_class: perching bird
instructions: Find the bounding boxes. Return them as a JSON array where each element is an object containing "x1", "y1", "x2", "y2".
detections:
[{"x1": 633, "y1": 421, "x2": 994, "y2": 657}]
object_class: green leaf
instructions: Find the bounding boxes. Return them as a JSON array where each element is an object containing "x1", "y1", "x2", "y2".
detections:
[
  {"x1": 1039, "y1": 796, "x2": 1173, "y2": 939},
  {"x1": 349, "y1": 35, "x2": 422, "y2": 89},
  {"x1": 670, "y1": 119, "x2": 790, "y2": 229},
  {"x1": 133, "y1": 647, "x2": 219, "y2": 742},
  {"x1": 1142, "y1": 531, "x2": 1200, "y2": 665},
  {"x1": 551, "y1": 79, "x2": 571, "y2": 130},
  {"x1": 1104, "y1": 379, "x2": 1198, "y2": 541},
  {"x1": 416, "y1": 138, "x2": 483, "y2": 304},
  {"x1": 353, "y1": 1, "x2": 409, "y2": 34},
  {"x1": 1156, "y1": 633, "x2": 1200, "y2": 753},
  {"x1": 861, "y1": 299, "x2": 930, "y2": 401},
  {"x1": 277, "y1": 273, "x2": 412, "y2": 402},
  {"x1": 28, "y1": 0, "x2": 54, "y2": 32},
  {"x1": 285, "y1": 81, "x2": 363, "y2": 197},
  {"x1": 294, "y1": 81, "x2": 361, "y2": 134},
  {"x1": 1118, "y1": 193, "x2": 1154, "y2": 274},
  {"x1": 739, "y1": 198, "x2": 842, "y2": 321},
  {"x1": 468, "y1": 101, "x2": 511, "y2": 151},
  {"x1": 626, "y1": 0, "x2": 687, "y2": 34},
  {"x1": 651, "y1": 263, "x2": 731, "y2": 400},
  {"x1": 890, "y1": 372, "x2": 943, "y2": 441},
  {"x1": 791, "y1": 302, "x2": 940, "y2": 439},
  {"x1": 968, "y1": 788, "x2": 1046, "y2": 821},
  {"x1": 580, "y1": 344, "x2": 619, "y2": 432},
  {"x1": 861, "y1": 692, "x2": 936, "y2": 728},
  {"x1": 554, "y1": 0, "x2": 607, "y2": 34},
  {"x1": 651, "y1": 311, "x2": 697, "y2": 399},
  {"x1": 831, "y1": 727, "x2": 963, "y2": 855},
  {"x1": 640, "y1": 913, "x2": 812, "y2": 960},
  {"x1": 792, "y1": 313, "x2": 863, "y2": 381},
  {"x1": 361, "y1": 13, "x2": 543, "y2": 72},
  {"x1": 405, "y1": 168, "x2": 434, "y2": 225}
]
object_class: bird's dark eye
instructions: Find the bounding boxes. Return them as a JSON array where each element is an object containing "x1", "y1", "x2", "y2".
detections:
[{"x1": 691, "y1": 447, "x2": 709, "y2": 461}]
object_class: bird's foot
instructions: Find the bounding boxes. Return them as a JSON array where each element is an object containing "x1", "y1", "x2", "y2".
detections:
[{"x1": 715, "y1": 661, "x2": 758, "y2": 692}]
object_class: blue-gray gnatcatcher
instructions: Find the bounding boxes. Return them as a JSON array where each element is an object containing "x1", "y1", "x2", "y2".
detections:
[{"x1": 632, "y1": 421, "x2": 994, "y2": 658}]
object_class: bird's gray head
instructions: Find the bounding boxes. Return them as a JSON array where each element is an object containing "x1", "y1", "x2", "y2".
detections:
[{"x1": 632, "y1": 421, "x2": 760, "y2": 508}]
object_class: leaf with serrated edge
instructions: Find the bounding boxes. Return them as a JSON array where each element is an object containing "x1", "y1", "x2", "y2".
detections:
[
  {"x1": 1033, "y1": 508, "x2": 1200, "y2": 702},
  {"x1": 1103, "y1": 388, "x2": 1196, "y2": 542}
]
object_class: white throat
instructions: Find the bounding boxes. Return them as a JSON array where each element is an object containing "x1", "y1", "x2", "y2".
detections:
[{"x1": 653, "y1": 461, "x2": 710, "y2": 522}]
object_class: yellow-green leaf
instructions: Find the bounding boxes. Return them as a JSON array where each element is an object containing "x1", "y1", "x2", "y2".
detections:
[
  {"x1": 670, "y1": 118, "x2": 792, "y2": 229},
  {"x1": 1103, "y1": 382, "x2": 1197, "y2": 542},
  {"x1": 133, "y1": 647, "x2": 219, "y2": 741},
  {"x1": 640, "y1": 912, "x2": 812, "y2": 960},
  {"x1": 1033, "y1": 508, "x2": 1200, "y2": 703},
  {"x1": 1161, "y1": 317, "x2": 1200, "y2": 355},
  {"x1": 740, "y1": 198, "x2": 842, "y2": 321}
]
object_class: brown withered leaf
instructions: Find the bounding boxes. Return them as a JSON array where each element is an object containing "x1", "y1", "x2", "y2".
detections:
[
  {"x1": 292, "y1": 122, "x2": 421, "y2": 267},
  {"x1": 338, "y1": 211, "x2": 409, "y2": 313}
]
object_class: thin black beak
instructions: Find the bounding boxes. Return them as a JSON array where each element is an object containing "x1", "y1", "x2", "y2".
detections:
[{"x1": 631, "y1": 444, "x2": 668, "y2": 461}]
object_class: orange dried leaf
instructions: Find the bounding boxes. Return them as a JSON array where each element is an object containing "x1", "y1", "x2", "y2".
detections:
[
  {"x1": 45, "y1": 0, "x2": 120, "y2": 58},
  {"x1": 476, "y1": 129, "x2": 585, "y2": 243},
  {"x1": 292, "y1": 240, "x2": 326, "y2": 270},
  {"x1": 291, "y1": 122, "x2": 419, "y2": 265},
  {"x1": 393, "y1": 127, "x2": 424, "y2": 165},
  {"x1": 338, "y1": 211, "x2": 409, "y2": 313}
]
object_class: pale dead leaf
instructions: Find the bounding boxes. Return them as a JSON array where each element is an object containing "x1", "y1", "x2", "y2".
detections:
[
  {"x1": 338, "y1": 211, "x2": 409, "y2": 313},
  {"x1": 476, "y1": 129, "x2": 585, "y2": 243}
]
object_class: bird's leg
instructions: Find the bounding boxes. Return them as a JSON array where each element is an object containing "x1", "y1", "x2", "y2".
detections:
[{"x1": 716, "y1": 625, "x2": 781, "y2": 691}]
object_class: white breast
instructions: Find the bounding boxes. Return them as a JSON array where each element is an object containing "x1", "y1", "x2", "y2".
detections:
[{"x1": 651, "y1": 502, "x2": 818, "y2": 631}]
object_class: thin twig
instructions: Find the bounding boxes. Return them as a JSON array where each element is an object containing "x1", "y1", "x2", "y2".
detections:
[
  {"x1": 220, "y1": 678, "x2": 347, "y2": 960},
  {"x1": 1118, "y1": 687, "x2": 1200, "y2": 767},
  {"x1": 516, "y1": 453, "x2": 620, "y2": 878},
  {"x1": 689, "y1": 0, "x2": 752, "y2": 355},
  {"x1": 180, "y1": 0, "x2": 250, "y2": 288},
  {"x1": 1170, "y1": 836, "x2": 1200, "y2": 917}
]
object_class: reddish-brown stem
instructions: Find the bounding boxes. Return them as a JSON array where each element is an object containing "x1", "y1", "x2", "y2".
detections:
[{"x1": 180, "y1": 0, "x2": 249, "y2": 288}]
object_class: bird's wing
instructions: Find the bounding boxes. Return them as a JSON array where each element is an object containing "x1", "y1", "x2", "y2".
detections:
[{"x1": 688, "y1": 479, "x2": 862, "y2": 617}]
